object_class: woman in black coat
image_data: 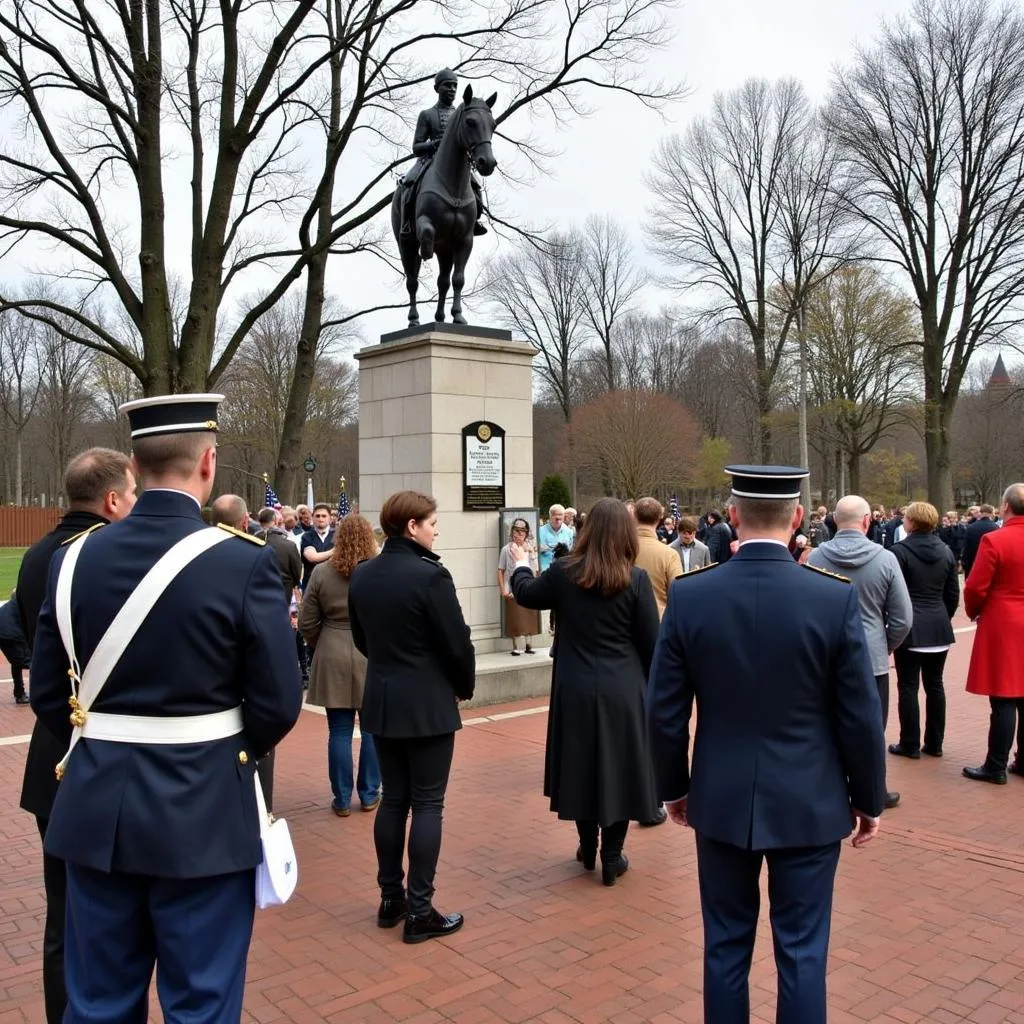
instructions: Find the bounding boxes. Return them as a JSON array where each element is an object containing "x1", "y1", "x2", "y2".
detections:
[
  {"x1": 348, "y1": 491, "x2": 475, "y2": 944},
  {"x1": 888, "y1": 501, "x2": 960, "y2": 758},
  {"x1": 509, "y1": 497, "x2": 661, "y2": 885}
]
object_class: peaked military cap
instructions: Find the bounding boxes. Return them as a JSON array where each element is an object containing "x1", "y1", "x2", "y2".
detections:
[
  {"x1": 119, "y1": 394, "x2": 224, "y2": 440},
  {"x1": 725, "y1": 464, "x2": 808, "y2": 500}
]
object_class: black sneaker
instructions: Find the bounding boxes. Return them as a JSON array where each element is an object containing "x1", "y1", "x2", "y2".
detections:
[
  {"x1": 402, "y1": 908, "x2": 464, "y2": 944},
  {"x1": 377, "y1": 895, "x2": 408, "y2": 929}
]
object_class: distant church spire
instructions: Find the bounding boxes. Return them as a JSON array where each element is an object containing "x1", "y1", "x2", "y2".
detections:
[{"x1": 988, "y1": 353, "x2": 1011, "y2": 389}]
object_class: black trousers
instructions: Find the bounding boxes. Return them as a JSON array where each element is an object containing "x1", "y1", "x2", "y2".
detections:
[
  {"x1": 373, "y1": 733, "x2": 455, "y2": 916},
  {"x1": 894, "y1": 648, "x2": 947, "y2": 752},
  {"x1": 36, "y1": 817, "x2": 67, "y2": 1024},
  {"x1": 985, "y1": 698, "x2": 1024, "y2": 772},
  {"x1": 575, "y1": 820, "x2": 629, "y2": 862}
]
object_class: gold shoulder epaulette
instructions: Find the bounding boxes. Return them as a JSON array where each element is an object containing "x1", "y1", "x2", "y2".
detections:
[
  {"x1": 804, "y1": 563, "x2": 850, "y2": 583},
  {"x1": 681, "y1": 561, "x2": 719, "y2": 577},
  {"x1": 216, "y1": 523, "x2": 265, "y2": 545},
  {"x1": 60, "y1": 523, "x2": 105, "y2": 546}
]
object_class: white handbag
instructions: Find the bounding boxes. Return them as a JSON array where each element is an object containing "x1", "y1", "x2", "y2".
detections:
[{"x1": 253, "y1": 772, "x2": 298, "y2": 909}]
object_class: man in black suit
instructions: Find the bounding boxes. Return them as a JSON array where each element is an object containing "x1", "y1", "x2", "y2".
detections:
[
  {"x1": 703, "y1": 509, "x2": 734, "y2": 564},
  {"x1": 962, "y1": 503, "x2": 1000, "y2": 578},
  {"x1": 17, "y1": 447, "x2": 137, "y2": 1024},
  {"x1": 255, "y1": 506, "x2": 302, "y2": 604},
  {"x1": 648, "y1": 465, "x2": 885, "y2": 1024}
]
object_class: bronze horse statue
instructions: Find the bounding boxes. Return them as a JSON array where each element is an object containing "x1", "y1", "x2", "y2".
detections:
[{"x1": 391, "y1": 85, "x2": 497, "y2": 326}]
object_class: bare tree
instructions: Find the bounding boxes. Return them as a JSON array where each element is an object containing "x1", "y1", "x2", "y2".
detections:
[
  {"x1": 648, "y1": 79, "x2": 841, "y2": 460},
  {"x1": 0, "y1": 311, "x2": 45, "y2": 503},
  {"x1": 827, "y1": 0, "x2": 1024, "y2": 509},
  {"x1": 802, "y1": 267, "x2": 920, "y2": 492}
]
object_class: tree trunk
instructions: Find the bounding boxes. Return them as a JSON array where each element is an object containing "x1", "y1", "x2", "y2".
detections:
[
  {"x1": 925, "y1": 398, "x2": 955, "y2": 512},
  {"x1": 847, "y1": 451, "x2": 861, "y2": 495},
  {"x1": 14, "y1": 432, "x2": 22, "y2": 506}
]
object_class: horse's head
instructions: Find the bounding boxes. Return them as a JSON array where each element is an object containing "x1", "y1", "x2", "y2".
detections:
[{"x1": 459, "y1": 84, "x2": 498, "y2": 177}]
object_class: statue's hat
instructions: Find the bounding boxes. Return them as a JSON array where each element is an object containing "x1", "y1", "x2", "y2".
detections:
[
  {"x1": 434, "y1": 68, "x2": 457, "y2": 88},
  {"x1": 725, "y1": 465, "x2": 808, "y2": 500},
  {"x1": 119, "y1": 394, "x2": 224, "y2": 440}
]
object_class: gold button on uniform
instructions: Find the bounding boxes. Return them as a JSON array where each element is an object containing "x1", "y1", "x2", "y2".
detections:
[{"x1": 238, "y1": 751, "x2": 249, "y2": 765}]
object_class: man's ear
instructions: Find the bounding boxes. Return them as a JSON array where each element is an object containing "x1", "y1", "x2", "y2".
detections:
[{"x1": 791, "y1": 503, "x2": 805, "y2": 532}]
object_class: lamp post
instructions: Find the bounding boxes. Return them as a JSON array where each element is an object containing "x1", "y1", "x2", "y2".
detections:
[{"x1": 303, "y1": 454, "x2": 317, "y2": 508}]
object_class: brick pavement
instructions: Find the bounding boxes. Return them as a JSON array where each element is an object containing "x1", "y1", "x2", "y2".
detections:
[{"x1": 2, "y1": 613, "x2": 1024, "y2": 1022}]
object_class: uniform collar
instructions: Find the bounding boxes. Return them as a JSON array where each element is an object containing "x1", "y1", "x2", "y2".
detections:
[
  {"x1": 59, "y1": 509, "x2": 110, "y2": 531},
  {"x1": 382, "y1": 535, "x2": 440, "y2": 562},
  {"x1": 131, "y1": 489, "x2": 204, "y2": 520},
  {"x1": 732, "y1": 540, "x2": 794, "y2": 562}
]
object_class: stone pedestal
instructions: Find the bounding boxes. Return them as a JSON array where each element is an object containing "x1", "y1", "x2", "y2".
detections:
[{"x1": 354, "y1": 324, "x2": 537, "y2": 655}]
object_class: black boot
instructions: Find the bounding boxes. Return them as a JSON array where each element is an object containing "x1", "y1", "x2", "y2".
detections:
[
  {"x1": 12, "y1": 666, "x2": 29, "y2": 705},
  {"x1": 377, "y1": 894, "x2": 408, "y2": 928},
  {"x1": 402, "y1": 907, "x2": 464, "y2": 944},
  {"x1": 599, "y1": 821, "x2": 629, "y2": 886},
  {"x1": 575, "y1": 821, "x2": 597, "y2": 871}
]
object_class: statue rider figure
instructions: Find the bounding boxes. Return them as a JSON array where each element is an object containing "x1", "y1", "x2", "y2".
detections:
[{"x1": 400, "y1": 68, "x2": 487, "y2": 238}]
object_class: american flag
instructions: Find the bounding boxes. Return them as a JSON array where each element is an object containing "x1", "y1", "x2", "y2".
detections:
[
  {"x1": 337, "y1": 486, "x2": 350, "y2": 519},
  {"x1": 669, "y1": 493, "x2": 680, "y2": 519},
  {"x1": 265, "y1": 479, "x2": 282, "y2": 510}
]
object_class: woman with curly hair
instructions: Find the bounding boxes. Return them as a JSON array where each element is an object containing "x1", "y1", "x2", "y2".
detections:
[{"x1": 299, "y1": 514, "x2": 381, "y2": 816}]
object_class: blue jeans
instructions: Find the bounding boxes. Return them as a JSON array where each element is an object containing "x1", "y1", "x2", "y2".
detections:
[{"x1": 326, "y1": 708, "x2": 381, "y2": 809}]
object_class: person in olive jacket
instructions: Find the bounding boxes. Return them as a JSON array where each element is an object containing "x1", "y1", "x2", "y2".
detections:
[
  {"x1": 888, "y1": 502, "x2": 960, "y2": 759},
  {"x1": 348, "y1": 490, "x2": 475, "y2": 945}
]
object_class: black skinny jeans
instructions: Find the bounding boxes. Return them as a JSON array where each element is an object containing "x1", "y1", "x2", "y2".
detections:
[
  {"x1": 35, "y1": 817, "x2": 67, "y2": 1024},
  {"x1": 373, "y1": 733, "x2": 455, "y2": 916},
  {"x1": 894, "y1": 648, "x2": 947, "y2": 752},
  {"x1": 986, "y1": 698, "x2": 1024, "y2": 772}
]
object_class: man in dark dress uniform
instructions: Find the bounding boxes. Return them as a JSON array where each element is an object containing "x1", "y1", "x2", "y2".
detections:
[
  {"x1": 399, "y1": 68, "x2": 487, "y2": 237},
  {"x1": 16, "y1": 448, "x2": 138, "y2": 1024},
  {"x1": 962, "y1": 503, "x2": 999, "y2": 578},
  {"x1": 648, "y1": 465, "x2": 886, "y2": 1024},
  {"x1": 29, "y1": 395, "x2": 302, "y2": 1023}
]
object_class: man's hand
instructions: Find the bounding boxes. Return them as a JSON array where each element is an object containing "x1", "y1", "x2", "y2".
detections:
[
  {"x1": 850, "y1": 809, "x2": 880, "y2": 848},
  {"x1": 665, "y1": 797, "x2": 689, "y2": 827}
]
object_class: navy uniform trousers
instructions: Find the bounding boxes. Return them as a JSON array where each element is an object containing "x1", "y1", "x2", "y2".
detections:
[
  {"x1": 64, "y1": 865, "x2": 255, "y2": 1023},
  {"x1": 696, "y1": 835, "x2": 841, "y2": 1024}
]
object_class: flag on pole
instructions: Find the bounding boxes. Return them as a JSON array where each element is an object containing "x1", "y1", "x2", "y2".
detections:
[
  {"x1": 669, "y1": 493, "x2": 680, "y2": 520},
  {"x1": 337, "y1": 477, "x2": 350, "y2": 519},
  {"x1": 263, "y1": 474, "x2": 282, "y2": 511}
]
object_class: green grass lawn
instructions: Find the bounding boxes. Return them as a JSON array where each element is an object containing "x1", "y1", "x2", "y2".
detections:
[{"x1": 0, "y1": 548, "x2": 26, "y2": 598}]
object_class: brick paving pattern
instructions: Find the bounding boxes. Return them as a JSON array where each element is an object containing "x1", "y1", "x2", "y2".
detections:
[{"x1": 2, "y1": 610, "x2": 1024, "y2": 1022}]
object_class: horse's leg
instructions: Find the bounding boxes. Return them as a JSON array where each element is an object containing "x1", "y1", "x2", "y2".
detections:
[
  {"x1": 407, "y1": 250, "x2": 421, "y2": 327},
  {"x1": 450, "y1": 237, "x2": 472, "y2": 325},
  {"x1": 418, "y1": 215, "x2": 435, "y2": 262},
  {"x1": 435, "y1": 251, "x2": 453, "y2": 323}
]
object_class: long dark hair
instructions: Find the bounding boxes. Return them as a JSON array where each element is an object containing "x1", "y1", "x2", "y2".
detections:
[{"x1": 564, "y1": 498, "x2": 638, "y2": 595}]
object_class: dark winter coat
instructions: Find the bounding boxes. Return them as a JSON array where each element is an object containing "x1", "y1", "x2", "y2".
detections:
[
  {"x1": 892, "y1": 532, "x2": 959, "y2": 649},
  {"x1": 511, "y1": 560, "x2": 660, "y2": 826}
]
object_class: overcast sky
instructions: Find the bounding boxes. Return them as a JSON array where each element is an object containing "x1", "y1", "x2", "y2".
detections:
[{"x1": 344, "y1": 0, "x2": 920, "y2": 345}]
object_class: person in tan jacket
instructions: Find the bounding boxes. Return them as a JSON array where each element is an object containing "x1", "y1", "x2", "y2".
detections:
[
  {"x1": 633, "y1": 497, "x2": 683, "y2": 620},
  {"x1": 299, "y1": 514, "x2": 381, "y2": 816}
]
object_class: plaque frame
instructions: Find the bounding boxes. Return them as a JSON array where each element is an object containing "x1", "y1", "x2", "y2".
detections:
[{"x1": 462, "y1": 420, "x2": 506, "y2": 511}]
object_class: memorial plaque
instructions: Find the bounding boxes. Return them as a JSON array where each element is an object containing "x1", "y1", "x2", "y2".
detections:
[{"x1": 462, "y1": 420, "x2": 506, "y2": 510}]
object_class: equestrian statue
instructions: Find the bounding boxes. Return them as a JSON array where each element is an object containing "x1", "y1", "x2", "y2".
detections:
[{"x1": 392, "y1": 69, "x2": 497, "y2": 326}]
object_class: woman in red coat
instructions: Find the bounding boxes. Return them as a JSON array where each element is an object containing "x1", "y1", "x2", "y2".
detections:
[{"x1": 963, "y1": 483, "x2": 1024, "y2": 784}]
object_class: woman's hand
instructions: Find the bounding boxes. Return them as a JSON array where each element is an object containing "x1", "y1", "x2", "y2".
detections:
[{"x1": 508, "y1": 541, "x2": 528, "y2": 563}]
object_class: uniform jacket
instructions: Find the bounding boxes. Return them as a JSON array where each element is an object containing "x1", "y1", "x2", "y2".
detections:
[
  {"x1": 634, "y1": 526, "x2": 683, "y2": 619},
  {"x1": 18, "y1": 509, "x2": 109, "y2": 820},
  {"x1": 965, "y1": 517, "x2": 1024, "y2": 698},
  {"x1": 669, "y1": 536, "x2": 712, "y2": 573},
  {"x1": 962, "y1": 517, "x2": 1000, "y2": 578},
  {"x1": 647, "y1": 542, "x2": 886, "y2": 849},
  {"x1": 511, "y1": 560, "x2": 660, "y2": 825},
  {"x1": 29, "y1": 490, "x2": 303, "y2": 878},
  {"x1": 891, "y1": 532, "x2": 959, "y2": 649},
  {"x1": 299, "y1": 561, "x2": 367, "y2": 709},
  {"x1": 349, "y1": 536, "x2": 475, "y2": 738}
]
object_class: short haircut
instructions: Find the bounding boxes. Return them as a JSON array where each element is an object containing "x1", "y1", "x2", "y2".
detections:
[
  {"x1": 312, "y1": 502, "x2": 332, "y2": 515},
  {"x1": 380, "y1": 490, "x2": 437, "y2": 538},
  {"x1": 678, "y1": 516, "x2": 698, "y2": 533},
  {"x1": 634, "y1": 497, "x2": 664, "y2": 526},
  {"x1": 210, "y1": 494, "x2": 248, "y2": 527},
  {"x1": 904, "y1": 501, "x2": 939, "y2": 532},
  {"x1": 257, "y1": 507, "x2": 277, "y2": 526},
  {"x1": 733, "y1": 496, "x2": 798, "y2": 531},
  {"x1": 132, "y1": 431, "x2": 214, "y2": 479},
  {"x1": 1003, "y1": 483, "x2": 1024, "y2": 516},
  {"x1": 834, "y1": 495, "x2": 871, "y2": 528},
  {"x1": 980, "y1": 503, "x2": 995, "y2": 516},
  {"x1": 548, "y1": 504, "x2": 565, "y2": 516},
  {"x1": 64, "y1": 448, "x2": 132, "y2": 507}
]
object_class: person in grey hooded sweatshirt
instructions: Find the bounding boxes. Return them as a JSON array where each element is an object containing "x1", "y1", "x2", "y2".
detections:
[{"x1": 809, "y1": 495, "x2": 913, "y2": 809}]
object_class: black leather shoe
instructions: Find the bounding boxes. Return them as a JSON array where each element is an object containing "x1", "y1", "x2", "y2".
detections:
[
  {"x1": 963, "y1": 765, "x2": 1008, "y2": 785},
  {"x1": 1009, "y1": 760, "x2": 1024, "y2": 777},
  {"x1": 888, "y1": 743, "x2": 921, "y2": 759},
  {"x1": 575, "y1": 844, "x2": 596, "y2": 871},
  {"x1": 377, "y1": 896, "x2": 408, "y2": 928},
  {"x1": 639, "y1": 807, "x2": 667, "y2": 827},
  {"x1": 403, "y1": 908, "x2": 464, "y2": 944},
  {"x1": 14, "y1": 694, "x2": 30, "y2": 705},
  {"x1": 921, "y1": 745, "x2": 943, "y2": 757},
  {"x1": 885, "y1": 791, "x2": 901, "y2": 809},
  {"x1": 601, "y1": 854, "x2": 629, "y2": 887}
]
